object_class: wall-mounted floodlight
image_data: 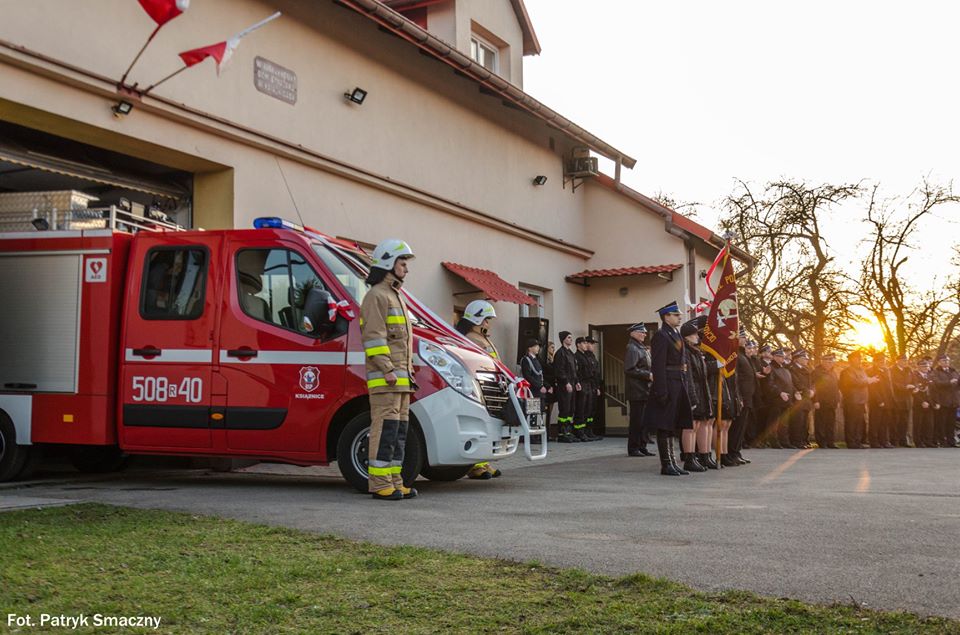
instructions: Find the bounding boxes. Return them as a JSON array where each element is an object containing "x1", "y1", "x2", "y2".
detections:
[
  {"x1": 344, "y1": 87, "x2": 367, "y2": 105},
  {"x1": 112, "y1": 100, "x2": 134, "y2": 118},
  {"x1": 532, "y1": 175, "x2": 548, "y2": 186}
]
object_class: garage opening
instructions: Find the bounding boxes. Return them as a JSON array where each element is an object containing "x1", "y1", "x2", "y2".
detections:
[{"x1": 0, "y1": 120, "x2": 193, "y2": 230}]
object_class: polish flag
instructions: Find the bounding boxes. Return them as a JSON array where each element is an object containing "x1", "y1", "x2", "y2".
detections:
[
  {"x1": 177, "y1": 12, "x2": 280, "y2": 76},
  {"x1": 138, "y1": 0, "x2": 189, "y2": 26}
]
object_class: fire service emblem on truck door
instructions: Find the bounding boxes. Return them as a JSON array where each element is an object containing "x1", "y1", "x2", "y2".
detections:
[{"x1": 299, "y1": 366, "x2": 320, "y2": 393}]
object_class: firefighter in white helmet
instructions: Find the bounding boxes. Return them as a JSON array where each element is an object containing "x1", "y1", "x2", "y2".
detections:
[
  {"x1": 455, "y1": 299, "x2": 503, "y2": 479},
  {"x1": 361, "y1": 238, "x2": 417, "y2": 500}
]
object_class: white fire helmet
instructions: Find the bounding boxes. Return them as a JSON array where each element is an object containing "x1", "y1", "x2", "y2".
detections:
[
  {"x1": 463, "y1": 299, "x2": 496, "y2": 325},
  {"x1": 370, "y1": 239, "x2": 415, "y2": 271}
]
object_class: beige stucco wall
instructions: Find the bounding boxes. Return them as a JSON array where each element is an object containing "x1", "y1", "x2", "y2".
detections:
[{"x1": 0, "y1": 0, "x2": 724, "y2": 369}]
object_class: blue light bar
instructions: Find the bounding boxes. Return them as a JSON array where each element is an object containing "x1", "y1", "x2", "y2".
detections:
[{"x1": 253, "y1": 217, "x2": 304, "y2": 231}]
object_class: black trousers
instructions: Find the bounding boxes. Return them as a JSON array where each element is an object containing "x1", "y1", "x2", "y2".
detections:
[
  {"x1": 814, "y1": 406, "x2": 837, "y2": 447},
  {"x1": 869, "y1": 406, "x2": 891, "y2": 447},
  {"x1": 844, "y1": 402, "x2": 866, "y2": 448},
  {"x1": 935, "y1": 407, "x2": 956, "y2": 445},
  {"x1": 730, "y1": 405, "x2": 752, "y2": 454},
  {"x1": 556, "y1": 387, "x2": 575, "y2": 433},
  {"x1": 776, "y1": 404, "x2": 792, "y2": 446},
  {"x1": 574, "y1": 386, "x2": 594, "y2": 431},
  {"x1": 789, "y1": 407, "x2": 809, "y2": 447},
  {"x1": 913, "y1": 407, "x2": 932, "y2": 446},
  {"x1": 892, "y1": 408, "x2": 910, "y2": 446},
  {"x1": 628, "y1": 399, "x2": 648, "y2": 451}
]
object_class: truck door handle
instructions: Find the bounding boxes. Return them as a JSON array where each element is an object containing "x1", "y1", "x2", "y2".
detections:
[
  {"x1": 132, "y1": 347, "x2": 162, "y2": 357},
  {"x1": 4, "y1": 383, "x2": 38, "y2": 390},
  {"x1": 227, "y1": 348, "x2": 258, "y2": 358}
]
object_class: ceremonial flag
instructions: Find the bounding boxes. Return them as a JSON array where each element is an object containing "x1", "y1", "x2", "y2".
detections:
[
  {"x1": 177, "y1": 11, "x2": 281, "y2": 75},
  {"x1": 700, "y1": 243, "x2": 739, "y2": 377},
  {"x1": 138, "y1": 0, "x2": 190, "y2": 26}
]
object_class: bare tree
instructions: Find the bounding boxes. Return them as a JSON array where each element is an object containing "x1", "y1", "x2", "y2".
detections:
[
  {"x1": 722, "y1": 179, "x2": 861, "y2": 359},
  {"x1": 859, "y1": 179, "x2": 960, "y2": 357}
]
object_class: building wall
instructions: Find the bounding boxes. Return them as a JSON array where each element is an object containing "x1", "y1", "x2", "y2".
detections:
[{"x1": 453, "y1": 0, "x2": 525, "y2": 86}]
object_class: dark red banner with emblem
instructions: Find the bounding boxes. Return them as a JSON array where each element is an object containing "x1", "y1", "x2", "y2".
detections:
[{"x1": 700, "y1": 244, "x2": 738, "y2": 377}]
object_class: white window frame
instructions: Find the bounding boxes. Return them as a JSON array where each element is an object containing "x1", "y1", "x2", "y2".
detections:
[
  {"x1": 470, "y1": 35, "x2": 499, "y2": 73},
  {"x1": 519, "y1": 288, "x2": 545, "y2": 318}
]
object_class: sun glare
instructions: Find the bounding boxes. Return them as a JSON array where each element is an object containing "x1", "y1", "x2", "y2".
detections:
[{"x1": 844, "y1": 318, "x2": 888, "y2": 351}]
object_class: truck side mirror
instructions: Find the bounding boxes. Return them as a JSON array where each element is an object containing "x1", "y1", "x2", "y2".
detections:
[{"x1": 301, "y1": 287, "x2": 333, "y2": 333}]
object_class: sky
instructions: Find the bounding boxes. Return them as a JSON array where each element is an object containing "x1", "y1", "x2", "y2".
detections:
[{"x1": 521, "y1": 0, "x2": 959, "y2": 287}]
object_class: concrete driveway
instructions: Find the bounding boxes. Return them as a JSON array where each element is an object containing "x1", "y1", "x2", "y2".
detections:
[{"x1": 2, "y1": 441, "x2": 959, "y2": 618}]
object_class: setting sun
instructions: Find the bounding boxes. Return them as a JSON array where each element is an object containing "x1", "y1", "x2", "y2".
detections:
[{"x1": 844, "y1": 317, "x2": 889, "y2": 351}]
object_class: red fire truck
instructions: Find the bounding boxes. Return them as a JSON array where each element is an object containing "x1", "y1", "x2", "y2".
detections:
[{"x1": 0, "y1": 210, "x2": 545, "y2": 490}]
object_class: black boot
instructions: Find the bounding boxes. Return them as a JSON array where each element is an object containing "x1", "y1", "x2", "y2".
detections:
[
  {"x1": 658, "y1": 431, "x2": 683, "y2": 476},
  {"x1": 720, "y1": 453, "x2": 740, "y2": 467},
  {"x1": 668, "y1": 436, "x2": 688, "y2": 475},
  {"x1": 682, "y1": 452, "x2": 707, "y2": 472},
  {"x1": 698, "y1": 452, "x2": 719, "y2": 470}
]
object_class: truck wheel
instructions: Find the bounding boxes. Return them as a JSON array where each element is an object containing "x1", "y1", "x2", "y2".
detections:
[
  {"x1": 420, "y1": 464, "x2": 472, "y2": 481},
  {"x1": 336, "y1": 412, "x2": 425, "y2": 494},
  {"x1": 0, "y1": 415, "x2": 29, "y2": 482},
  {"x1": 71, "y1": 446, "x2": 129, "y2": 474}
]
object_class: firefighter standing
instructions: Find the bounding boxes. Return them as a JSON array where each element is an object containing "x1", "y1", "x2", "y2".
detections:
[
  {"x1": 553, "y1": 331, "x2": 580, "y2": 443},
  {"x1": 573, "y1": 337, "x2": 597, "y2": 441},
  {"x1": 361, "y1": 238, "x2": 417, "y2": 501},
  {"x1": 455, "y1": 299, "x2": 503, "y2": 478},
  {"x1": 585, "y1": 337, "x2": 604, "y2": 440}
]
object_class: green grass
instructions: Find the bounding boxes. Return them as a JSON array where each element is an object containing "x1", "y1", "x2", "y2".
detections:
[{"x1": 1, "y1": 504, "x2": 957, "y2": 634}]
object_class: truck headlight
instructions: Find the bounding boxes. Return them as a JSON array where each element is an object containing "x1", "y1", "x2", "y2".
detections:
[{"x1": 419, "y1": 340, "x2": 483, "y2": 404}]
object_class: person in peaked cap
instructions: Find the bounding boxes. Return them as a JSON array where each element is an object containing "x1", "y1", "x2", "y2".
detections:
[
  {"x1": 767, "y1": 347, "x2": 796, "y2": 448},
  {"x1": 812, "y1": 353, "x2": 840, "y2": 448},
  {"x1": 930, "y1": 354, "x2": 959, "y2": 447},
  {"x1": 912, "y1": 357, "x2": 934, "y2": 447},
  {"x1": 642, "y1": 301, "x2": 694, "y2": 475},
  {"x1": 788, "y1": 349, "x2": 814, "y2": 449},
  {"x1": 839, "y1": 350, "x2": 877, "y2": 449},
  {"x1": 867, "y1": 351, "x2": 895, "y2": 448},
  {"x1": 680, "y1": 316, "x2": 711, "y2": 472},
  {"x1": 730, "y1": 327, "x2": 755, "y2": 464},
  {"x1": 890, "y1": 354, "x2": 916, "y2": 447},
  {"x1": 573, "y1": 337, "x2": 595, "y2": 441},
  {"x1": 552, "y1": 331, "x2": 580, "y2": 443},
  {"x1": 625, "y1": 323, "x2": 655, "y2": 456},
  {"x1": 584, "y1": 337, "x2": 604, "y2": 440}
]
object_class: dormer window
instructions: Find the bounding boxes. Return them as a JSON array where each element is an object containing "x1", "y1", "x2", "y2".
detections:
[{"x1": 470, "y1": 35, "x2": 499, "y2": 73}]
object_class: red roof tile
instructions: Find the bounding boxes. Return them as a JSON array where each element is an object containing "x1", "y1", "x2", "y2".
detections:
[
  {"x1": 568, "y1": 264, "x2": 683, "y2": 279},
  {"x1": 442, "y1": 262, "x2": 537, "y2": 305}
]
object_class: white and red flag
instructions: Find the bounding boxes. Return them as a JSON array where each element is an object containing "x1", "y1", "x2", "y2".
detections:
[
  {"x1": 178, "y1": 12, "x2": 281, "y2": 75},
  {"x1": 700, "y1": 243, "x2": 739, "y2": 378},
  {"x1": 138, "y1": 0, "x2": 189, "y2": 27}
]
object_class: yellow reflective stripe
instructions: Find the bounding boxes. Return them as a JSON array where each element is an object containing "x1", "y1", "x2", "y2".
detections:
[
  {"x1": 489, "y1": 351, "x2": 499, "y2": 358},
  {"x1": 368, "y1": 466, "x2": 393, "y2": 476},
  {"x1": 367, "y1": 377, "x2": 411, "y2": 388},
  {"x1": 366, "y1": 346, "x2": 391, "y2": 357},
  {"x1": 359, "y1": 318, "x2": 364, "y2": 326},
  {"x1": 386, "y1": 315, "x2": 407, "y2": 324},
  {"x1": 390, "y1": 466, "x2": 403, "y2": 474}
]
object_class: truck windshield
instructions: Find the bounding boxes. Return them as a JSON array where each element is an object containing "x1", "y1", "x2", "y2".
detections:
[
  {"x1": 311, "y1": 243, "x2": 369, "y2": 306},
  {"x1": 312, "y1": 242, "x2": 426, "y2": 329}
]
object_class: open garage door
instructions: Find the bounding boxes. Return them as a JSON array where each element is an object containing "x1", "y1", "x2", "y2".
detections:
[{"x1": 0, "y1": 120, "x2": 193, "y2": 229}]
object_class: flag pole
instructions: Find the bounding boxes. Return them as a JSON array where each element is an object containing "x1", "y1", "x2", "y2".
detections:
[
  {"x1": 142, "y1": 65, "x2": 189, "y2": 95},
  {"x1": 120, "y1": 24, "x2": 162, "y2": 87},
  {"x1": 234, "y1": 11, "x2": 281, "y2": 39},
  {"x1": 715, "y1": 363, "x2": 723, "y2": 468}
]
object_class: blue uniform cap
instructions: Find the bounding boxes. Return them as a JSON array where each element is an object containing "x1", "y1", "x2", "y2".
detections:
[{"x1": 656, "y1": 301, "x2": 681, "y2": 318}]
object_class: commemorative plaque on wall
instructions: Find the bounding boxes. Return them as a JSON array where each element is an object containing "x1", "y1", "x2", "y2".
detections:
[{"x1": 254, "y1": 56, "x2": 297, "y2": 105}]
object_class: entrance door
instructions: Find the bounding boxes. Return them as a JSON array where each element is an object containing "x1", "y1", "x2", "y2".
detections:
[
  {"x1": 120, "y1": 237, "x2": 220, "y2": 450},
  {"x1": 217, "y1": 239, "x2": 347, "y2": 454}
]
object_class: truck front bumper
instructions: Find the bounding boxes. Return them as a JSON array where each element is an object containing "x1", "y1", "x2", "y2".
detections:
[{"x1": 410, "y1": 387, "x2": 519, "y2": 466}]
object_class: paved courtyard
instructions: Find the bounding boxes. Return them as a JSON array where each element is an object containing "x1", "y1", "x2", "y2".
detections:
[{"x1": 2, "y1": 441, "x2": 959, "y2": 618}]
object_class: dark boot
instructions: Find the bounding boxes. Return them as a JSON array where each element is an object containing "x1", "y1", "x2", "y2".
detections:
[
  {"x1": 720, "y1": 454, "x2": 740, "y2": 467},
  {"x1": 682, "y1": 452, "x2": 707, "y2": 472},
  {"x1": 698, "y1": 452, "x2": 719, "y2": 470},
  {"x1": 658, "y1": 431, "x2": 683, "y2": 476},
  {"x1": 668, "y1": 437, "x2": 688, "y2": 475}
]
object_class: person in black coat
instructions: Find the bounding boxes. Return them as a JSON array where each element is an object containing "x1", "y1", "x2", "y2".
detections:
[
  {"x1": 553, "y1": 331, "x2": 580, "y2": 443},
  {"x1": 573, "y1": 337, "x2": 595, "y2": 442},
  {"x1": 768, "y1": 348, "x2": 796, "y2": 448},
  {"x1": 912, "y1": 358, "x2": 934, "y2": 447},
  {"x1": 811, "y1": 353, "x2": 840, "y2": 448},
  {"x1": 867, "y1": 352, "x2": 895, "y2": 448},
  {"x1": 730, "y1": 331, "x2": 755, "y2": 464},
  {"x1": 930, "y1": 355, "x2": 959, "y2": 447},
  {"x1": 706, "y1": 337, "x2": 739, "y2": 467},
  {"x1": 543, "y1": 341, "x2": 557, "y2": 440},
  {"x1": 788, "y1": 350, "x2": 814, "y2": 449},
  {"x1": 680, "y1": 317, "x2": 711, "y2": 472},
  {"x1": 520, "y1": 338, "x2": 547, "y2": 441},
  {"x1": 624, "y1": 323, "x2": 654, "y2": 456},
  {"x1": 890, "y1": 355, "x2": 916, "y2": 447},
  {"x1": 642, "y1": 301, "x2": 693, "y2": 476},
  {"x1": 839, "y1": 350, "x2": 876, "y2": 448}
]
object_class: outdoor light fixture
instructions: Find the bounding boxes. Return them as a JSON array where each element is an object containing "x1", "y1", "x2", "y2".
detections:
[
  {"x1": 31, "y1": 218, "x2": 50, "y2": 231},
  {"x1": 112, "y1": 100, "x2": 134, "y2": 118},
  {"x1": 699, "y1": 269, "x2": 708, "y2": 279},
  {"x1": 532, "y1": 175, "x2": 548, "y2": 186},
  {"x1": 344, "y1": 87, "x2": 367, "y2": 105}
]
